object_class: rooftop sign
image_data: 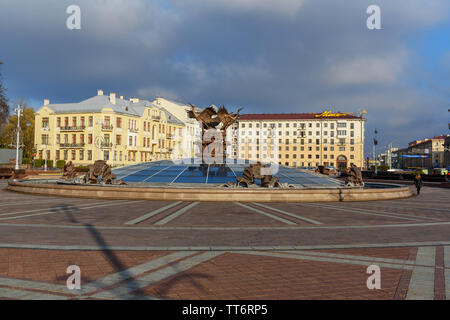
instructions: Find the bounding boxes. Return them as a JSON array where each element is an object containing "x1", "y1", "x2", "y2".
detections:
[{"x1": 315, "y1": 110, "x2": 348, "y2": 118}]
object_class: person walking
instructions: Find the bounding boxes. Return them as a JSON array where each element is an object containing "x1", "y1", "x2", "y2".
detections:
[{"x1": 414, "y1": 173, "x2": 422, "y2": 195}]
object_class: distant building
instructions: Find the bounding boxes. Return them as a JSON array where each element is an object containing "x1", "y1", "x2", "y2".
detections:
[
  {"x1": 233, "y1": 111, "x2": 366, "y2": 169},
  {"x1": 393, "y1": 135, "x2": 448, "y2": 170},
  {"x1": 444, "y1": 136, "x2": 450, "y2": 170},
  {"x1": 378, "y1": 147, "x2": 398, "y2": 168}
]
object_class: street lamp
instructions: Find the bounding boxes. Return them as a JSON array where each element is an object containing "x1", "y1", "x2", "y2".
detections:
[
  {"x1": 13, "y1": 105, "x2": 23, "y2": 170},
  {"x1": 42, "y1": 126, "x2": 50, "y2": 171},
  {"x1": 373, "y1": 128, "x2": 378, "y2": 175}
]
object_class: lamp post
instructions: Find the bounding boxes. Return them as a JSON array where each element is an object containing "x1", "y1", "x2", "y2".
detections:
[
  {"x1": 42, "y1": 126, "x2": 49, "y2": 171},
  {"x1": 373, "y1": 128, "x2": 378, "y2": 175},
  {"x1": 13, "y1": 105, "x2": 22, "y2": 170}
]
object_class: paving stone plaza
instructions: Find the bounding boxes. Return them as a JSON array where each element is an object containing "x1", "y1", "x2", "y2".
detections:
[{"x1": 0, "y1": 180, "x2": 449, "y2": 300}]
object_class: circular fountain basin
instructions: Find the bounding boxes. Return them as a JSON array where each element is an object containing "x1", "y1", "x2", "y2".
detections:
[{"x1": 6, "y1": 160, "x2": 413, "y2": 202}]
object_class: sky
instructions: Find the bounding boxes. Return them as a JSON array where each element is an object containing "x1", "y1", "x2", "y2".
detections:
[{"x1": 0, "y1": 0, "x2": 449, "y2": 157}]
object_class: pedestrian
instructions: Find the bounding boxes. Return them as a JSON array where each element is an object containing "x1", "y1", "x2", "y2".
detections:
[{"x1": 414, "y1": 173, "x2": 422, "y2": 195}]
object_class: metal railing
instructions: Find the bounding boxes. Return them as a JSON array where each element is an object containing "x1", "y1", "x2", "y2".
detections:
[
  {"x1": 59, "y1": 143, "x2": 85, "y2": 148},
  {"x1": 59, "y1": 126, "x2": 86, "y2": 131},
  {"x1": 102, "y1": 124, "x2": 113, "y2": 130}
]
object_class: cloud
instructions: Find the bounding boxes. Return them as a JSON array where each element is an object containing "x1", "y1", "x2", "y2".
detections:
[
  {"x1": 324, "y1": 51, "x2": 408, "y2": 86},
  {"x1": 171, "y1": 0, "x2": 306, "y2": 17}
]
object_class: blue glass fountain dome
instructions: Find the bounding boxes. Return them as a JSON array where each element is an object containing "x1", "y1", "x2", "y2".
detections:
[{"x1": 112, "y1": 159, "x2": 344, "y2": 188}]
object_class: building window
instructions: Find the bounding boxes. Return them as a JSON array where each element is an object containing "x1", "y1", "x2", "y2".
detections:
[
  {"x1": 104, "y1": 116, "x2": 111, "y2": 127},
  {"x1": 71, "y1": 150, "x2": 76, "y2": 160},
  {"x1": 64, "y1": 150, "x2": 68, "y2": 160},
  {"x1": 56, "y1": 150, "x2": 60, "y2": 160},
  {"x1": 72, "y1": 134, "x2": 76, "y2": 144},
  {"x1": 72, "y1": 117, "x2": 77, "y2": 127},
  {"x1": 41, "y1": 134, "x2": 49, "y2": 145},
  {"x1": 337, "y1": 122, "x2": 346, "y2": 127},
  {"x1": 117, "y1": 117, "x2": 122, "y2": 129},
  {"x1": 80, "y1": 134, "x2": 84, "y2": 144},
  {"x1": 81, "y1": 117, "x2": 85, "y2": 128},
  {"x1": 79, "y1": 150, "x2": 84, "y2": 161},
  {"x1": 350, "y1": 123, "x2": 354, "y2": 129},
  {"x1": 89, "y1": 116, "x2": 93, "y2": 127},
  {"x1": 57, "y1": 117, "x2": 61, "y2": 128},
  {"x1": 88, "y1": 150, "x2": 92, "y2": 161},
  {"x1": 88, "y1": 134, "x2": 92, "y2": 144},
  {"x1": 116, "y1": 135, "x2": 121, "y2": 145},
  {"x1": 42, "y1": 117, "x2": 49, "y2": 128},
  {"x1": 104, "y1": 150, "x2": 109, "y2": 161}
]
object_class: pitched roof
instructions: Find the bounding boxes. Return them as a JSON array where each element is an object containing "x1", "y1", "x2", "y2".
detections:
[
  {"x1": 41, "y1": 95, "x2": 184, "y2": 125},
  {"x1": 238, "y1": 112, "x2": 363, "y2": 121}
]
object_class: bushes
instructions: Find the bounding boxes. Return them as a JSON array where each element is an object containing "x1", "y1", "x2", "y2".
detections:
[
  {"x1": 22, "y1": 158, "x2": 31, "y2": 164},
  {"x1": 75, "y1": 166, "x2": 89, "y2": 172},
  {"x1": 33, "y1": 159, "x2": 53, "y2": 168},
  {"x1": 56, "y1": 160, "x2": 66, "y2": 169},
  {"x1": 33, "y1": 159, "x2": 43, "y2": 167}
]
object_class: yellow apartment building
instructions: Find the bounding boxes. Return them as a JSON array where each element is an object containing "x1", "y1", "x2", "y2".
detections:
[
  {"x1": 235, "y1": 111, "x2": 366, "y2": 169},
  {"x1": 34, "y1": 90, "x2": 185, "y2": 167}
]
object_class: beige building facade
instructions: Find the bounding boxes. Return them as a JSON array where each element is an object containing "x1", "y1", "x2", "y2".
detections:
[
  {"x1": 152, "y1": 97, "x2": 202, "y2": 159},
  {"x1": 234, "y1": 111, "x2": 366, "y2": 169},
  {"x1": 34, "y1": 90, "x2": 184, "y2": 167}
]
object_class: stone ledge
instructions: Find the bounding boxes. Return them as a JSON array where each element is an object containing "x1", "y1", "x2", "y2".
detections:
[{"x1": 6, "y1": 180, "x2": 413, "y2": 203}]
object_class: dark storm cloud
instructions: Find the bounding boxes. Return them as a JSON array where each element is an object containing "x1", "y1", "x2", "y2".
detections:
[{"x1": 0, "y1": 0, "x2": 449, "y2": 153}]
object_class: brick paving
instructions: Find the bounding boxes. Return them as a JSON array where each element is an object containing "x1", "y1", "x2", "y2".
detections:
[{"x1": 0, "y1": 180, "x2": 449, "y2": 300}]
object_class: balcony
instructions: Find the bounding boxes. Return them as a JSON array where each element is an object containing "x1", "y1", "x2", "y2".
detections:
[
  {"x1": 101, "y1": 142, "x2": 113, "y2": 148},
  {"x1": 151, "y1": 139, "x2": 158, "y2": 145},
  {"x1": 151, "y1": 115, "x2": 161, "y2": 121},
  {"x1": 59, "y1": 126, "x2": 86, "y2": 131},
  {"x1": 129, "y1": 128, "x2": 139, "y2": 133},
  {"x1": 59, "y1": 143, "x2": 85, "y2": 148},
  {"x1": 102, "y1": 124, "x2": 113, "y2": 131}
]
